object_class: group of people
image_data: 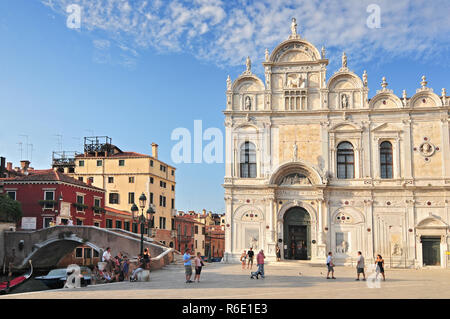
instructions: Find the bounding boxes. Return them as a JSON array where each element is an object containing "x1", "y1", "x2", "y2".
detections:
[
  {"x1": 239, "y1": 247, "x2": 255, "y2": 269},
  {"x1": 93, "y1": 247, "x2": 151, "y2": 284},
  {"x1": 240, "y1": 248, "x2": 266, "y2": 279},
  {"x1": 326, "y1": 251, "x2": 386, "y2": 281},
  {"x1": 183, "y1": 248, "x2": 205, "y2": 283}
]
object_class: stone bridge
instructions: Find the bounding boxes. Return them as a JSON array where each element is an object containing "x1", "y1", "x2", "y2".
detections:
[{"x1": 4, "y1": 226, "x2": 174, "y2": 271}]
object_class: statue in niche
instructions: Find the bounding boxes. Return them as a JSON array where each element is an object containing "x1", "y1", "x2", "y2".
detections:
[
  {"x1": 292, "y1": 143, "x2": 298, "y2": 160},
  {"x1": 341, "y1": 94, "x2": 349, "y2": 109},
  {"x1": 250, "y1": 236, "x2": 258, "y2": 250},
  {"x1": 244, "y1": 96, "x2": 252, "y2": 110},
  {"x1": 392, "y1": 243, "x2": 403, "y2": 256}
]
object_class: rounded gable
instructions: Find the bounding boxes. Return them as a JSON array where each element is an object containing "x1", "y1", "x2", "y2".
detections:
[
  {"x1": 270, "y1": 39, "x2": 321, "y2": 63},
  {"x1": 232, "y1": 75, "x2": 264, "y2": 93},
  {"x1": 328, "y1": 72, "x2": 363, "y2": 91}
]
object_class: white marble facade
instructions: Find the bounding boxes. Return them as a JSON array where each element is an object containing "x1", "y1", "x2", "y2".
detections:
[{"x1": 223, "y1": 19, "x2": 450, "y2": 268}]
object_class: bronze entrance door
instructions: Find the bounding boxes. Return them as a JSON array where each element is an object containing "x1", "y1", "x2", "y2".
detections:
[
  {"x1": 283, "y1": 207, "x2": 311, "y2": 260},
  {"x1": 422, "y1": 237, "x2": 441, "y2": 266}
]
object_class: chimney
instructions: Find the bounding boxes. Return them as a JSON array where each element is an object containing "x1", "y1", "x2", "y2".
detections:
[
  {"x1": 87, "y1": 179, "x2": 92, "y2": 186},
  {"x1": 20, "y1": 160, "x2": 30, "y2": 172},
  {"x1": 6, "y1": 162, "x2": 12, "y2": 171},
  {"x1": 0, "y1": 157, "x2": 5, "y2": 177},
  {"x1": 202, "y1": 209, "x2": 206, "y2": 215},
  {"x1": 151, "y1": 143, "x2": 158, "y2": 159}
]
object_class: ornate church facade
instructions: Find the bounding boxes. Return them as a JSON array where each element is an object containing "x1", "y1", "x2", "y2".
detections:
[{"x1": 223, "y1": 19, "x2": 450, "y2": 267}]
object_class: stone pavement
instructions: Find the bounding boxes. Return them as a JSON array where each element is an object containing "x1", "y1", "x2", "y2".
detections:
[{"x1": 1, "y1": 261, "x2": 449, "y2": 299}]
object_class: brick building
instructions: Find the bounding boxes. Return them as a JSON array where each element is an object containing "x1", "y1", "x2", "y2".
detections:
[{"x1": 0, "y1": 166, "x2": 106, "y2": 229}]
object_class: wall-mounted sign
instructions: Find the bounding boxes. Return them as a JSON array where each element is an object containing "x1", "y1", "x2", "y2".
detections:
[{"x1": 21, "y1": 217, "x2": 36, "y2": 230}]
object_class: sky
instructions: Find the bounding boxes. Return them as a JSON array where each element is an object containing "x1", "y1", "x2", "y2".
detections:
[{"x1": 0, "y1": 0, "x2": 449, "y2": 214}]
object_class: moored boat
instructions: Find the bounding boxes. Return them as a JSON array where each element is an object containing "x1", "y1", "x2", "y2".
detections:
[
  {"x1": 35, "y1": 266, "x2": 92, "y2": 289},
  {"x1": 0, "y1": 260, "x2": 33, "y2": 295}
]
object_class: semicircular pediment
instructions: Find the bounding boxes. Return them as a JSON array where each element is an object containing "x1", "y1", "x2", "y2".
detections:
[
  {"x1": 278, "y1": 172, "x2": 312, "y2": 186},
  {"x1": 269, "y1": 161, "x2": 325, "y2": 186},
  {"x1": 270, "y1": 39, "x2": 320, "y2": 63}
]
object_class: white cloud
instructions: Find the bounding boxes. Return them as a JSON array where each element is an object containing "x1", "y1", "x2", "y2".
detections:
[{"x1": 42, "y1": 0, "x2": 450, "y2": 70}]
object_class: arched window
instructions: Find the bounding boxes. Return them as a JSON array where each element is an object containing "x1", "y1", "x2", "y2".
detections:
[
  {"x1": 240, "y1": 142, "x2": 256, "y2": 178},
  {"x1": 337, "y1": 142, "x2": 354, "y2": 179},
  {"x1": 380, "y1": 141, "x2": 393, "y2": 179}
]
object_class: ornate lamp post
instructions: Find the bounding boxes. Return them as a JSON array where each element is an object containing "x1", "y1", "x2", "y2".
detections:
[{"x1": 131, "y1": 193, "x2": 155, "y2": 256}]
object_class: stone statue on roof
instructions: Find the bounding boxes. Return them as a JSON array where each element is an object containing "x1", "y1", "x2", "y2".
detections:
[
  {"x1": 245, "y1": 56, "x2": 251, "y2": 73},
  {"x1": 291, "y1": 18, "x2": 298, "y2": 37},
  {"x1": 342, "y1": 52, "x2": 347, "y2": 68}
]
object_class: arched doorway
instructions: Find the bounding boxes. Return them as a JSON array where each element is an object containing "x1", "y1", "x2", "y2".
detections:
[{"x1": 283, "y1": 207, "x2": 311, "y2": 260}]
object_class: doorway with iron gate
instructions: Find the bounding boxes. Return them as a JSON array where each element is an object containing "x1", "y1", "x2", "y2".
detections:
[{"x1": 283, "y1": 207, "x2": 311, "y2": 260}]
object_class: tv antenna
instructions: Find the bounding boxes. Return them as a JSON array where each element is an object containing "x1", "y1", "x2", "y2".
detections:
[
  {"x1": 17, "y1": 142, "x2": 23, "y2": 160},
  {"x1": 54, "y1": 134, "x2": 63, "y2": 152},
  {"x1": 19, "y1": 135, "x2": 29, "y2": 159}
]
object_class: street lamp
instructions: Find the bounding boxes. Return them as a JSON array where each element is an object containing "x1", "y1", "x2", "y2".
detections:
[{"x1": 131, "y1": 193, "x2": 155, "y2": 256}]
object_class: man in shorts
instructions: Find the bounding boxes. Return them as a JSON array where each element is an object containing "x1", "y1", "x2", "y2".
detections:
[
  {"x1": 247, "y1": 247, "x2": 254, "y2": 269},
  {"x1": 355, "y1": 251, "x2": 366, "y2": 281},
  {"x1": 326, "y1": 251, "x2": 336, "y2": 279},
  {"x1": 183, "y1": 248, "x2": 195, "y2": 283}
]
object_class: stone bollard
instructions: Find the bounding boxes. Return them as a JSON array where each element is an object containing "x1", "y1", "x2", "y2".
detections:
[{"x1": 136, "y1": 270, "x2": 150, "y2": 282}]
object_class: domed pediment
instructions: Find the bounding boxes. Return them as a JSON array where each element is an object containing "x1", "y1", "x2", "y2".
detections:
[
  {"x1": 269, "y1": 39, "x2": 321, "y2": 63},
  {"x1": 328, "y1": 72, "x2": 363, "y2": 91},
  {"x1": 369, "y1": 92, "x2": 403, "y2": 109},
  {"x1": 269, "y1": 161, "x2": 325, "y2": 186},
  {"x1": 232, "y1": 75, "x2": 264, "y2": 92}
]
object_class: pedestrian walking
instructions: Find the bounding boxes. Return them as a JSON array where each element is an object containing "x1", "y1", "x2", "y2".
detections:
[
  {"x1": 240, "y1": 250, "x2": 247, "y2": 269},
  {"x1": 251, "y1": 249, "x2": 265, "y2": 279},
  {"x1": 355, "y1": 251, "x2": 366, "y2": 281},
  {"x1": 194, "y1": 252, "x2": 204, "y2": 283},
  {"x1": 326, "y1": 252, "x2": 336, "y2": 279},
  {"x1": 375, "y1": 254, "x2": 386, "y2": 281},
  {"x1": 276, "y1": 245, "x2": 281, "y2": 261},
  {"x1": 183, "y1": 248, "x2": 195, "y2": 283},
  {"x1": 247, "y1": 247, "x2": 254, "y2": 269}
]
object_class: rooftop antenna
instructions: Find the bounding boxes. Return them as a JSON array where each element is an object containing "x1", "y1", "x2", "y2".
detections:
[
  {"x1": 54, "y1": 134, "x2": 63, "y2": 152},
  {"x1": 19, "y1": 135, "x2": 29, "y2": 159},
  {"x1": 17, "y1": 142, "x2": 23, "y2": 160},
  {"x1": 72, "y1": 137, "x2": 82, "y2": 149},
  {"x1": 28, "y1": 143, "x2": 34, "y2": 163}
]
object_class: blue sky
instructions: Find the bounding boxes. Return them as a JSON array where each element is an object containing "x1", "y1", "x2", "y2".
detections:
[{"x1": 0, "y1": 0, "x2": 449, "y2": 214}]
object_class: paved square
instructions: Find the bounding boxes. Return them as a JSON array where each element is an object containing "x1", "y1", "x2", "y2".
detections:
[{"x1": 1, "y1": 262, "x2": 449, "y2": 299}]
